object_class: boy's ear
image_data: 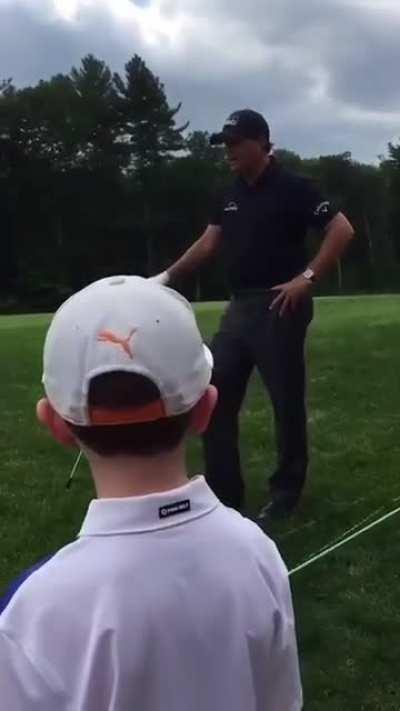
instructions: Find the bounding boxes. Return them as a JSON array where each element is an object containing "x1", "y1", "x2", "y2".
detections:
[
  {"x1": 36, "y1": 398, "x2": 78, "y2": 448},
  {"x1": 189, "y1": 385, "x2": 218, "y2": 435}
]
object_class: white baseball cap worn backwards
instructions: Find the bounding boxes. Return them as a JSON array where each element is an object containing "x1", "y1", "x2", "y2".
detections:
[{"x1": 42, "y1": 276, "x2": 213, "y2": 426}]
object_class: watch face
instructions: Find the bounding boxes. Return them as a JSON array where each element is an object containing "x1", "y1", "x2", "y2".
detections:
[{"x1": 303, "y1": 268, "x2": 315, "y2": 281}]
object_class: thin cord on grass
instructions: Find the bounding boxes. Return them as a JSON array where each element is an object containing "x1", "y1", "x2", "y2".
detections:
[
  {"x1": 66, "y1": 450, "x2": 83, "y2": 489},
  {"x1": 289, "y1": 504, "x2": 400, "y2": 577},
  {"x1": 314, "y1": 507, "x2": 385, "y2": 556}
]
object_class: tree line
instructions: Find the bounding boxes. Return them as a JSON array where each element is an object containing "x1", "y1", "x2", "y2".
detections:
[{"x1": 0, "y1": 53, "x2": 399, "y2": 311}]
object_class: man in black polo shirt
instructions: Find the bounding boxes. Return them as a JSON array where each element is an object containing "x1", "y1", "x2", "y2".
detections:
[{"x1": 151, "y1": 109, "x2": 354, "y2": 519}]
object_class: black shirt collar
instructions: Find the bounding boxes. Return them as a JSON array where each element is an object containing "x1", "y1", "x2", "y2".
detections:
[{"x1": 237, "y1": 159, "x2": 280, "y2": 191}]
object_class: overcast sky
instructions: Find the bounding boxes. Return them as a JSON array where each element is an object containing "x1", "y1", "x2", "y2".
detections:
[{"x1": 1, "y1": 0, "x2": 399, "y2": 163}]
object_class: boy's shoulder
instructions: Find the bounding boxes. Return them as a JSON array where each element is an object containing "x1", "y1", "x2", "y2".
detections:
[
  {"x1": 0, "y1": 506, "x2": 288, "y2": 627},
  {"x1": 214, "y1": 506, "x2": 288, "y2": 573},
  {"x1": 0, "y1": 538, "x2": 90, "y2": 623},
  {"x1": 0, "y1": 554, "x2": 54, "y2": 616}
]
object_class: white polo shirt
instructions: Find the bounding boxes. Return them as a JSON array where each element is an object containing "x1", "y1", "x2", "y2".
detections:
[{"x1": 0, "y1": 476, "x2": 302, "y2": 711}]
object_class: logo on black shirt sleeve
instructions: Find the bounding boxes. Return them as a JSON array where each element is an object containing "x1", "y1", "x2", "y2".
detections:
[{"x1": 313, "y1": 201, "x2": 330, "y2": 216}]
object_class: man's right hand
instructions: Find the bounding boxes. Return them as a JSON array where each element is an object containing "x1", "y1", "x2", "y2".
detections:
[
  {"x1": 148, "y1": 225, "x2": 222, "y2": 285},
  {"x1": 148, "y1": 271, "x2": 170, "y2": 286}
]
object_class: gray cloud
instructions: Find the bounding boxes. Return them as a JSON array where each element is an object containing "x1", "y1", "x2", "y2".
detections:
[
  {"x1": 0, "y1": 0, "x2": 399, "y2": 162},
  {"x1": 327, "y1": 19, "x2": 400, "y2": 110}
]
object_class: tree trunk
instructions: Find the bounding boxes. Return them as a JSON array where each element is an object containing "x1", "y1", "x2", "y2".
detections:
[
  {"x1": 337, "y1": 259, "x2": 343, "y2": 293},
  {"x1": 144, "y1": 203, "x2": 155, "y2": 276},
  {"x1": 364, "y1": 213, "x2": 374, "y2": 266},
  {"x1": 55, "y1": 216, "x2": 65, "y2": 285}
]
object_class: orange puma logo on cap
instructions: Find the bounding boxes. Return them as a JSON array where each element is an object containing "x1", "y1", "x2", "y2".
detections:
[{"x1": 97, "y1": 328, "x2": 137, "y2": 359}]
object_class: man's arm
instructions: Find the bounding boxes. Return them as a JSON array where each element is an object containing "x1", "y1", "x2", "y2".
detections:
[
  {"x1": 271, "y1": 211, "x2": 354, "y2": 315},
  {"x1": 150, "y1": 224, "x2": 222, "y2": 285},
  {"x1": 309, "y1": 212, "x2": 354, "y2": 281}
]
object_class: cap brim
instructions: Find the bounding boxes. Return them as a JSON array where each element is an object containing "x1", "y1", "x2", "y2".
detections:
[
  {"x1": 210, "y1": 127, "x2": 245, "y2": 146},
  {"x1": 209, "y1": 132, "x2": 225, "y2": 146}
]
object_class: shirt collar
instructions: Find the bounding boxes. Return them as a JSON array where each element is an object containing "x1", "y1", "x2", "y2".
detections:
[
  {"x1": 79, "y1": 476, "x2": 220, "y2": 536},
  {"x1": 238, "y1": 158, "x2": 280, "y2": 191}
]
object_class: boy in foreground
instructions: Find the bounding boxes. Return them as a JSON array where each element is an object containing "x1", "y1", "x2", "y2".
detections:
[{"x1": 0, "y1": 275, "x2": 302, "y2": 710}]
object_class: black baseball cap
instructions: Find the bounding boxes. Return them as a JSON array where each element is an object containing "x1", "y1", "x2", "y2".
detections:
[{"x1": 210, "y1": 109, "x2": 270, "y2": 146}]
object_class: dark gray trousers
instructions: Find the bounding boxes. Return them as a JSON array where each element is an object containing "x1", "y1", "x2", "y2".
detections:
[{"x1": 203, "y1": 292, "x2": 313, "y2": 510}]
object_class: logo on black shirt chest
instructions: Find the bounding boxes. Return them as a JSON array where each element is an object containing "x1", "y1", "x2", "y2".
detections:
[{"x1": 224, "y1": 201, "x2": 239, "y2": 213}]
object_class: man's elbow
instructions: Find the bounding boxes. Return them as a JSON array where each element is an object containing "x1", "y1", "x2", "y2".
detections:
[
  {"x1": 333, "y1": 212, "x2": 355, "y2": 242},
  {"x1": 345, "y1": 219, "x2": 355, "y2": 242}
]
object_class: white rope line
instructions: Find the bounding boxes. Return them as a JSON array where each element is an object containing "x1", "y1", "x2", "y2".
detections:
[
  {"x1": 66, "y1": 450, "x2": 83, "y2": 489},
  {"x1": 313, "y1": 507, "x2": 385, "y2": 556},
  {"x1": 279, "y1": 495, "x2": 384, "y2": 547},
  {"x1": 289, "y1": 504, "x2": 400, "y2": 577},
  {"x1": 329, "y1": 496, "x2": 366, "y2": 510},
  {"x1": 279, "y1": 520, "x2": 317, "y2": 541},
  {"x1": 279, "y1": 499, "x2": 379, "y2": 544}
]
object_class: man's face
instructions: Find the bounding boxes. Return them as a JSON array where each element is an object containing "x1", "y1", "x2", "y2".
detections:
[{"x1": 224, "y1": 136, "x2": 266, "y2": 174}]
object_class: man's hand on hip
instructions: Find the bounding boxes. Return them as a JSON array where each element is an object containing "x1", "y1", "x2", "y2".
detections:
[{"x1": 269, "y1": 275, "x2": 313, "y2": 316}]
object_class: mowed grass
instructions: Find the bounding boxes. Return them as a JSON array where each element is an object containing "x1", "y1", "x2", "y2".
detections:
[{"x1": 1, "y1": 297, "x2": 400, "y2": 710}]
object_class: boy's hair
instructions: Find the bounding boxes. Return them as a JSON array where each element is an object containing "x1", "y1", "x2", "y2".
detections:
[{"x1": 69, "y1": 371, "x2": 192, "y2": 457}]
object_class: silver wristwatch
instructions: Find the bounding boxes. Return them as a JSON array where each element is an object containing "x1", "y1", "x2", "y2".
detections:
[{"x1": 302, "y1": 267, "x2": 316, "y2": 283}]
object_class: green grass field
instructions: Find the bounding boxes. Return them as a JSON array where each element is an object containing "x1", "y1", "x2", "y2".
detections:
[{"x1": 1, "y1": 297, "x2": 400, "y2": 709}]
